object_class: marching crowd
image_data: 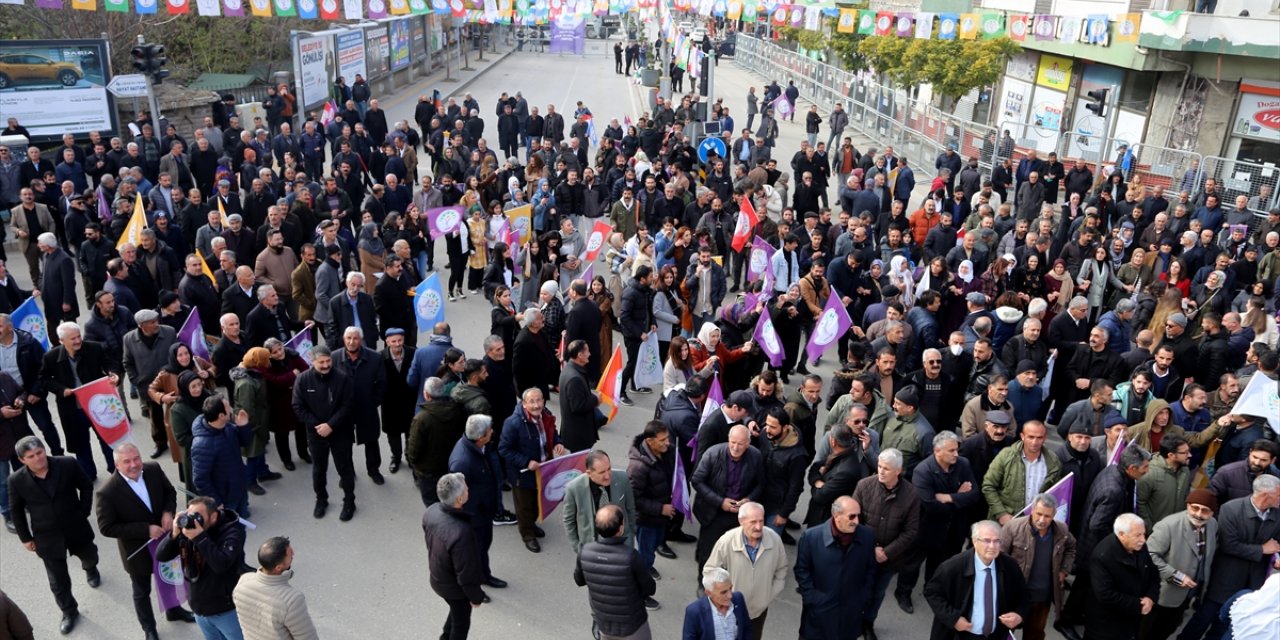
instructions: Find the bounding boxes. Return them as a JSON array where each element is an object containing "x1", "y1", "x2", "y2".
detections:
[{"x1": 1, "y1": 50, "x2": 1280, "y2": 640}]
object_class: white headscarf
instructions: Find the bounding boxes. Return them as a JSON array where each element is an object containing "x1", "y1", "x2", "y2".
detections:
[
  {"x1": 890, "y1": 255, "x2": 916, "y2": 306},
  {"x1": 696, "y1": 322, "x2": 721, "y2": 350},
  {"x1": 957, "y1": 260, "x2": 974, "y2": 284}
]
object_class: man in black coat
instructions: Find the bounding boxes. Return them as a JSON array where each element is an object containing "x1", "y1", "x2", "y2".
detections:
[
  {"x1": 94, "y1": 443, "x2": 194, "y2": 636},
  {"x1": 1044, "y1": 297, "x2": 1091, "y2": 420},
  {"x1": 37, "y1": 233, "x2": 80, "y2": 327},
  {"x1": 177, "y1": 254, "x2": 222, "y2": 336},
  {"x1": 8, "y1": 436, "x2": 99, "y2": 634},
  {"x1": 154, "y1": 496, "x2": 246, "y2": 633},
  {"x1": 291, "y1": 345, "x2": 357, "y2": 521},
  {"x1": 511, "y1": 309, "x2": 558, "y2": 399},
  {"x1": 39, "y1": 325, "x2": 122, "y2": 479},
  {"x1": 219, "y1": 266, "x2": 259, "y2": 325},
  {"x1": 558, "y1": 340, "x2": 600, "y2": 453},
  {"x1": 1084, "y1": 513, "x2": 1159, "y2": 640},
  {"x1": 336, "y1": 326, "x2": 387, "y2": 484},
  {"x1": 326, "y1": 272, "x2": 378, "y2": 349},
  {"x1": 244, "y1": 284, "x2": 301, "y2": 348},
  {"x1": 372, "y1": 257, "x2": 416, "y2": 349},
  {"x1": 923, "y1": 519, "x2": 1029, "y2": 640},
  {"x1": 423, "y1": 473, "x2": 487, "y2": 639},
  {"x1": 562, "y1": 281, "x2": 602, "y2": 384},
  {"x1": 692, "y1": 425, "x2": 764, "y2": 579}
]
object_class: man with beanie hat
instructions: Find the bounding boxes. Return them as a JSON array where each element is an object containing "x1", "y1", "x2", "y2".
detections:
[
  {"x1": 879, "y1": 386, "x2": 934, "y2": 480},
  {"x1": 1156, "y1": 312, "x2": 1197, "y2": 380},
  {"x1": 1007, "y1": 360, "x2": 1046, "y2": 427},
  {"x1": 1056, "y1": 420, "x2": 1104, "y2": 541},
  {"x1": 1143, "y1": 488, "x2": 1219, "y2": 640}
]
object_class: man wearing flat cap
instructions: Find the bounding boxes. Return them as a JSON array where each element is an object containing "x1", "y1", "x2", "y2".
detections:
[
  {"x1": 1056, "y1": 419, "x2": 1105, "y2": 542},
  {"x1": 1156, "y1": 312, "x2": 1197, "y2": 380},
  {"x1": 879, "y1": 386, "x2": 935, "y2": 480},
  {"x1": 122, "y1": 309, "x2": 177, "y2": 459},
  {"x1": 1143, "y1": 489, "x2": 1218, "y2": 639}
]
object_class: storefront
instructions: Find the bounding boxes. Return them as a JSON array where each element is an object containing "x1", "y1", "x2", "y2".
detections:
[{"x1": 1229, "y1": 81, "x2": 1280, "y2": 165}]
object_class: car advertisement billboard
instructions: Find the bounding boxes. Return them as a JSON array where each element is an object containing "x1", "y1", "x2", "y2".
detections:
[{"x1": 0, "y1": 39, "x2": 117, "y2": 142}]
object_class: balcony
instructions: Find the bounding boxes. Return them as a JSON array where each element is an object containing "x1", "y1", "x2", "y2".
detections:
[{"x1": 1138, "y1": 7, "x2": 1280, "y2": 58}]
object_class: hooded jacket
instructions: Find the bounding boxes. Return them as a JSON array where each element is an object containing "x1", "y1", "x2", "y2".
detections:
[{"x1": 155, "y1": 507, "x2": 246, "y2": 616}]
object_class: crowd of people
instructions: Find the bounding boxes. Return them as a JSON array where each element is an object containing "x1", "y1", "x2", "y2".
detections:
[{"x1": 1, "y1": 42, "x2": 1280, "y2": 640}]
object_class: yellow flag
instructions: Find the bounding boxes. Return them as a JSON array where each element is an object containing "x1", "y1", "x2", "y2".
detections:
[
  {"x1": 1115, "y1": 13, "x2": 1141, "y2": 43},
  {"x1": 194, "y1": 248, "x2": 219, "y2": 289},
  {"x1": 217, "y1": 198, "x2": 230, "y2": 227},
  {"x1": 838, "y1": 8, "x2": 857, "y2": 33},
  {"x1": 248, "y1": 0, "x2": 272, "y2": 17},
  {"x1": 117, "y1": 194, "x2": 148, "y2": 251},
  {"x1": 71, "y1": 0, "x2": 96, "y2": 10},
  {"x1": 959, "y1": 13, "x2": 979, "y2": 39},
  {"x1": 506, "y1": 204, "x2": 532, "y2": 246}
]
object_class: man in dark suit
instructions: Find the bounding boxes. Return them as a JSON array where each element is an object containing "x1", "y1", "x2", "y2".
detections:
[
  {"x1": 7, "y1": 436, "x2": 99, "y2": 635},
  {"x1": 94, "y1": 442, "x2": 194, "y2": 639},
  {"x1": 37, "y1": 233, "x2": 80, "y2": 328},
  {"x1": 38, "y1": 323, "x2": 122, "y2": 480},
  {"x1": 692, "y1": 425, "x2": 764, "y2": 581},
  {"x1": 326, "y1": 271, "x2": 378, "y2": 349},
  {"x1": 682, "y1": 567, "x2": 752, "y2": 639},
  {"x1": 794, "y1": 495, "x2": 877, "y2": 640},
  {"x1": 562, "y1": 280, "x2": 602, "y2": 384},
  {"x1": 372, "y1": 256, "x2": 416, "y2": 349},
  {"x1": 1084, "y1": 513, "x2": 1159, "y2": 640},
  {"x1": 219, "y1": 265, "x2": 259, "y2": 325},
  {"x1": 923, "y1": 519, "x2": 1029, "y2": 640},
  {"x1": 244, "y1": 284, "x2": 301, "y2": 348}
]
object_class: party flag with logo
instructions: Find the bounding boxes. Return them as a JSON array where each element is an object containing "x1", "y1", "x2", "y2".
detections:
[
  {"x1": 149, "y1": 538, "x2": 189, "y2": 610},
  {"x1": 671, "y1": 441, "x2": 694, "y2": 521},
  {"x1": 177, "y1": 308, "x2": 210, "y2": 360},
  {"x1": 633, "y1": 332, "x2": 663, "y2": 389},
  {"x1": 426, "y1": 205, "x2": 465, "y2": 240},
  {"x1": 536, "y1": 450, "x2": 591, "y2": 520},
  {"x1": 730, "y1": 194, "x2": 759, "y2": 252},
  {"x1": 1018, "y1": 472, "x2": 1074, "y2": 524},
  {"x1": 581, "y1": 219, "x2": 612, "y2": 263},
  {"x1": 804, "y1": 286, "x2": 852, "y2": 364},
  {"x1": 73, "y1": 377, "x2": 133, "y2": 448},
  {"x1": 117, "y1": 194, "x2": 148, "y2": 251},
  {"x1": 753, "y1": 309, "x2": 784, "y2": 367},
  {"x1": 414, "y1": 272, "x2": 447, "y2": 332},
  {"x1": 285, "y1": 330, "x2": 315, "y2": 366},
  {"x1": 12, "y1": 297, "x2": 50, "y2": 350}
]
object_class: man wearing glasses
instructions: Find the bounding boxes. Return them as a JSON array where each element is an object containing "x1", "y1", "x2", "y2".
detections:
[
  {"x1": 794, "y1": 495, "x2": 877, "y2": 640},
  {"x1": 923, "y1": 519, "x2": 1028, "y2": 639}
]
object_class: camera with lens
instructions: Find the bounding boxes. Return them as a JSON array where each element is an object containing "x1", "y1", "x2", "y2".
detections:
[{"x1": 177, "y1": 512, "x2": 205, "y2": 530}]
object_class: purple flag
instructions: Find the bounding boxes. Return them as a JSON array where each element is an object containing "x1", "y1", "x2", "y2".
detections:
[
  {"x1": 96, "y1": 186, "x2": 112, "y2": 223},
  {"x1": 221, "y1": 0, "x2": 244, "y2": 15},
  {"x1": 36, "y1": 0, "x2": 62, "y2": 8},
  {"x1": 742, "y1": 291, "x2": 762, "y2": 313},
  {"x1": 426, "y1": 206, "x2": 465, "y2": 241},
  {"x1": 581, "y1": 261, "x2": 594, "y2": 285},
  {"x1": 695, "y1": 374, "x2": 724, "y2": 459},
  {"x1": 772, "y1": 94, "x2": 793, "y2": 119},
  {"x1": 177, "y1": 308, "x2": 210, "y2": 360},
  {"x1": 536, "y1": 449, "x2": 591, "y2": 520},
  {"x1": 1018, "y1": 472, "x2": 1075, "y2": 525},
  {"x1": 804, "y1": 286, "x2": 852, "y2": 364},
  {"x1": 672, "y1": 441, "x2": 694, "y2": 522},
  {"x1": 366, "y1": 0, "x2": 387, "y2": 17},
  {"x1": 746, "y1": 237, "x2": 776, "y2": 288},
  {"x1": 285, "y1": 330, "x2": 314, "y2": 365},
  {"x1": 149, "y1": 538, "x2": 189, "y2": 610},
  {"x1": 1109, "y1": 436, "x2": 1137, "y2": 466},
  {"x1": 753, "y1": 308, "x2": 784, "y2": 367}
]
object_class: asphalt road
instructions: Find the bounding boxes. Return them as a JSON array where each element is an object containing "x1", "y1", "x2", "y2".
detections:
[{"x1": 0, "y1": 41, "x2": 1076, "y2": 640}]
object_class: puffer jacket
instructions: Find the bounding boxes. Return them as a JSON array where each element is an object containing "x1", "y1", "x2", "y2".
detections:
[
  {"x1": 155, "y1": 508, "x2": 246, "y2": 616},
  {"x1": 851, "y1": 474, "x2": 920, "y2": 570},
  {"x1": 189, "y1": 415, "x2": 252, "y2": 509},
  {"x1": 991, "y1": 305, "x2": 1024, "y2": 352},
  {"x1": 407, "y1": 398, "x2": 467, "y2": 477},
  {"x1": 232, "y1": 569, "x2": 320, "y2": 640},
  {"x1": 572, "y1": 536, "x2": 655, "y2": 637},
  {"x1": 656, "y1": 388, "x2": 700, "y2": 465},
  {"x1": 625, "y1": 433, "x2": 675, "y2": 528},
  {"x1": 981, "y1": 441, "x2": 1063, "y2": 520},
  {"x1": 760, "y1": 426, "x2": 808, "y2": 522},
  {"x1": 230, "y1": 367, "x2": 270, "y2": 459}
]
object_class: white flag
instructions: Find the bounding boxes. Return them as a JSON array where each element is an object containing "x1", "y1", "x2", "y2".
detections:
[
  {"x1": 632, "y1": 332, "x2": 664, "y2": 390},
  {"x1": 1231, "y1": 374, "x2": 1279, "y2": 434}
]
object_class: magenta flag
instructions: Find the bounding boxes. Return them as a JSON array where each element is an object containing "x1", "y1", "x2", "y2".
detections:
[
  {"x1": 285, "y1": 330, "x2": 314, "y2": 365},
  {"x1": 672, "y1": 441, "x2": 694, "y2": 522},
  {"x1": 426, "y1": 206, "x2": 465, "y2": 240},
  {"x1": 366, "y1": 0, "x2": 387, "y2": 17},
  {"x1": 695, "y1": 374, "x2": 724, "y2": 459},
  {"x1": 746, "y1": 237, "x2": 775, "y2": 287},
  {"x1": 37, "y1": 0, "x2": 62, "y2": 8},
  {"x1": 581, "y1": 261, "x2": 594, "y2": 285},
  {"x1": 177, "y1": 308, "x2": 210, "y2": 360},
  {"x1": 148, "y1": 538, "x2": 189, "y2": 610},
  {"x1": 1018, "y1": 472, "x2": 1075, "y2": 524},
  {"x1": 753, "y1": 308, "x2": 784, "y2": 367},
  {"x1": 535, "y1": 449, "x2": 591, "y2": 520},
  {"x1": 96, "y1": 186, "x2": 112, "y2": 223},
  {"x1": 221, "y1": 0, "x2": 244, "y2": 15},
  {"x1": 804, "y1": 286, "x2": 852, "y2": 364}
]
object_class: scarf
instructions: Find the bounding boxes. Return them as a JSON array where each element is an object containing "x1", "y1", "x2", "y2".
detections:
[
  {"x1": 890, "y1": 255, "x2": 916, "y2": 306},
  {"x1": 358, "y1": 222, "x2": 385, "y2": 256},
  {"x1": 1045, "y1": 262, "x2": 1075, "y2": 305},
  {"x1": 957, "y1": 259, "x2": 974, "y2": 284}
]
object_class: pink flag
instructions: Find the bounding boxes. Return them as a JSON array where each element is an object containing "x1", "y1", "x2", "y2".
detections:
[
  {"x1": 285, "y1": 330, "x2": 314, "y2": 365},
  {"x1": 536, "y1": 450, "x2": 591, "y2": 520},
  {"x1": 1018, "y1": 472, "x2": 1075, "y2": 524},
  {"x1": 695, "y1": 374, "x2": 724, "y2": 458},
  {"x1": 772, "y1": 93, "x2": 793, "y2": 118},
  {"x1": 804, "y1": 286, "x2": 852, "y2": 363},
  {"x1": 177, "y1": 308, "x2": 210, "y2": 360},
  {"x1": 753, "y1": 308, "x2": 784, "y2": 367},
  {"x1": 426, "y1": 206, "x2": 465, "y2": 240},
  {"x1": 581, "y1": 219, "x2": 613, "y2": 263},
  {"x1": 96, "y1": 186, "x2": 112, "y2": 222},
  {"x1": 672, "y1": 442, "x2": 694, "y2": 522},
  {"x1": 746, "y1": 236, "x2": 775, "y2": 292},
  {"x1": 149, "y1": 538, "x2": 189, "y2": 610}
]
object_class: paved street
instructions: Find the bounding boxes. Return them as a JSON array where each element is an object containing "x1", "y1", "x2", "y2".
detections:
[{"x1": 0, "y1": 41, "x2": 1073, "y2": 640}]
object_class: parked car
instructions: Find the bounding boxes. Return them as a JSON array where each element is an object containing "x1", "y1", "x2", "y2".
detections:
[{"x1": 0, "y1": 53, "x2": 84, "y2": 89}]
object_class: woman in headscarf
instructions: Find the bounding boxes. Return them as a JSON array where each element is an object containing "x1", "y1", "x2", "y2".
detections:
[
  {"x1": 530, "y1": 178, "x2": 555, "y2": 234},
  {"x1": 148, "y1": 342, "x2": 214, "y2": 468},
  {"x1": 1043, "y1": 258, "x2": 1075, "y2": 327},
  {"x1": 558, "y1": 217, "x2": 584, "y2": 292},
  {"x1": 483, "y1": 242, "x2": 517, "y2": 302},
  {"x1": 436, "y1": 348, "x2": 467, "y2": 396},
  {"x1": 231, "y1": 347, "x2": 274, "y2": 497},
  {"x1": 945, "y1": 259, "x2": 984, "y2": 332},
  {"x1": 169, "y1": 370, "x2": 213, "y2": 489},
  {"x1": 539, "y1": 280, "x2": 566, "y2": 340},
  {"x1": 889, "y1": 255, "x2": 916, "y2": 307},
  {"x1": 465, "y1": 198, "x2": 489, "y2": 295},
  {"x1": 358, "y1": 221, "x2": 386, "y2": 286},
  {"x1": 1013, "y1": 253, "x2": 1047, "y2": 303},
  {"x1": 771, "y1": 283, "x2": 806, "y2": 383},
  {"x1": 490, "y1": 285, "x2": 523, "y2": 356},
  {"x1": 1191, "y1": 270, "x2": 1231, "y2": 318},
  {"x1": 688, "y1": 321, "x2": 752, "y2": 383},
  {"x1": 504, "y1": 176, "x2": 522, "y2": 204},
  {"x1": 260, "y1": 338, "x2": 310, "y2": 470},
  {"x1": 1078, "y1": 245, "x2": 1119, "y2": 323}
]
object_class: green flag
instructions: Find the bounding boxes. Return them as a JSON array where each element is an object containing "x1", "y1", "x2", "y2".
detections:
[
  {"x1": 856, "y1": 10, "x2": 874, "y2": 35},
  {"x1": 980, "y1": 12, "x2": 1004, "y2": 38}
]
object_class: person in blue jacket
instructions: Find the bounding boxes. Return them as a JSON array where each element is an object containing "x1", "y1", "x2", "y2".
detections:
[
  {"x1": 189, "y1": 395, "x2": 253, "y2": 517},
  {"x1": 682, "y1": 567, "x2": 751, "y2": 640}
]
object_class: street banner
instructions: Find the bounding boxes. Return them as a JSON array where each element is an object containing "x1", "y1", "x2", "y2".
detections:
[
  {"x1": 581, "y1": 219, "x2": 612, "y2": 263},
  {"x1": 285, "y1": 330, "x2": 314, "y2": 365},
  {"x1": 1018, "y1": 472, "x2": 1074, "y2": 523},
  {"x1": 536, "y1": 449, "x2": 590, "y2": 520},
  {"x1": 117, "y1": 194, "x2": 148, "y2": 251},
  {"x1": 804, "y1": 286, "x2": 852, "y2": 364},
  {"x1": 414, "y1": 272, "x2": 446, "y2": 332},
  {"x1": 72, "y1": 377, "x2": 133, "y2": 448},
  {"x1": 730, "y1": 196, "x2": 759, "y2": 252},
  {"x1": 1231, "y1": 373, "x2": 1280, "y2": 434},
  {"x1": 753, "y1": 308, "x2": 784, "y2": 367},
  {"x1": 597, "y1": 345, "x2": 623, "y2": 423},
  {"x1": 12, "y1": 297, "x2": 50, "y2": 350},
  {"x1": 837, "y1": 8, "x2": 855, "y2": 32},
  {"x1": 672, "y1": 440, "x2": 694, "y2": 521},
  {"x1": 633, "y1": 332, "x2": 663, "y2": 389},
  {"x1": 149, "y1": 538, "x2": 189, "y2": 610},
  {"x1": 426, "y1": 205, "x2": 465, "y2": 241},
  {"x1": 177, "y1": 308, "x2": 210, "y2": 360},
  {"x1": 915, "y1": 11, "x2": 934, "y2": 38}
]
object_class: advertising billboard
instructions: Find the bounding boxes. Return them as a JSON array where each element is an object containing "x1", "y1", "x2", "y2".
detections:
[
  {"x1": 0, "y1": 39, "x2": 117, "y2": 142},
  {"x1": 336, "y1": 30, "x2": 367, "y2": 84},
  {"x1": 296, "y1": 34, "x2": 334, "y2": 110},
  {"x1": 390, "y1": 18, "x2": 411, "y2": 71}
]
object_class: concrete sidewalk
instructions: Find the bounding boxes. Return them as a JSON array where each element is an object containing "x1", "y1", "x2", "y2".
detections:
[{"x1": 376, "y1": 39, "x2": 519, "y2": 134}]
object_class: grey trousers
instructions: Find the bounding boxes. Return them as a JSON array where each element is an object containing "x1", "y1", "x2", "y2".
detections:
[{"x1": 601, "y1": 620, "x2": 652, "y2": 640}]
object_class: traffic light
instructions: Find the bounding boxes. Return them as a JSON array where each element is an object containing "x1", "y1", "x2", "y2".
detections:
[
  {"x1": 129, "y1": 43, "x2": 169, "y2": 84},
  {"x1": 1085, "y1": 88, "x2": 1109, "y2": 118}
]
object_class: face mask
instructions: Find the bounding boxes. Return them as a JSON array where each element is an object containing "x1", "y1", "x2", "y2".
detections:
[{"x1": 949, "y1": 344, "x2": 963, "y2": 356}]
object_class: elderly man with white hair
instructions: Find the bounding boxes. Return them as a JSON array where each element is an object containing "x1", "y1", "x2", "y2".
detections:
[
  {"x1": 40, "y1": 321, "x2": 122, "y2": 479},
  {"x1": 683, "y1": 566, "x2": 752, "y2": 639},
  {"x1": 35, "y1": 232, "x2": 80, "y2": 326},
  {"x1": 448, "y1": 414, "x2": 509, "y2": 593},
  {"x1": 703, "y1": 501, "x2": 789, "y2": 639},
  {"x1": 924, "y1": 520, "x2": 1028, "y2": 640},
  {"x1": 1081, "y1": 513, "x2": 1158, "y2": 640},
  {"x1": 326, "y1": 270, "x2": 377, "y2": 348}
]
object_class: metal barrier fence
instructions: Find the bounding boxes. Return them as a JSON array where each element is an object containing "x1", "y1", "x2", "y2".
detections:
[
  {"x1": 733, "y1": 35, "x2": 998, "y2": 184},
  {"x1": 1201, "y1": 155, "x2": 1279, "y2": 234}
]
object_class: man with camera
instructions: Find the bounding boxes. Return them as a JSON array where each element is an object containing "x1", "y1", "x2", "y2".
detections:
[
  {"x1": 155, "y1": 495, "x2": 248, "y2": 639},
  {"x1": 95, "y1": 442, "x2": 195, "y2": 640}
]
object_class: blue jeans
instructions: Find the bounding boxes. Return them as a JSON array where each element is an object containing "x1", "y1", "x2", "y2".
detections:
[
  {"x1": 195, "y1": 610, "x2": 244, "y2": 640},
  {"x1": 1177, "y1": 598, "x2": 1225, "y2": 640},
  {"x1": 244, "y1": 455, "x2": 270, "y2": 484},
  {"x1": 636, "y1": 524, "x2": 666, "y2": 570},
  {"x1": 863, "y1": 565, "x2": 898, "y2": 625},
  {"x1": 415, "y1": 251, "x2": 430, "y2": 276},
  {"x1": 764, "y1": 511, "x2": 785, "y2": 538}
]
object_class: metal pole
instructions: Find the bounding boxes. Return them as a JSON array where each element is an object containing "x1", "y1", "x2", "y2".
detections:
[
  {"x1": 477, "y1": 25, "x2": 485, "y2": 62},
  {"x1": 1093, "y1": 90, "x2": 1120, "y2": 181}
]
